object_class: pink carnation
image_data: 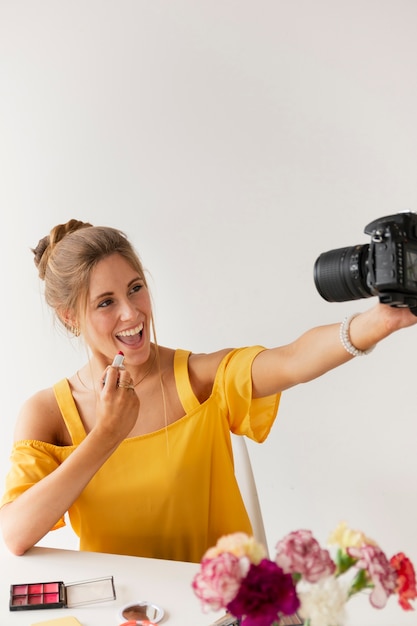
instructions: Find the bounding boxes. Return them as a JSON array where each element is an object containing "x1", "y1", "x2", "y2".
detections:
[
  {"x1": 347, "y1": 544, "x2": 397, "y2": 608},
  {"x1": 192, "y1": 552, "x2": 248, "y2": 612},
  {"x1": 275, "y1": 529, "x2": 336, "y2": 583}
]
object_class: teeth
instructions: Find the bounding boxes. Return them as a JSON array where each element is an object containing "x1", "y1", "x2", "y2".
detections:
[{"x1": 117, "y1": 322, "x2": 143, "y2": 337}]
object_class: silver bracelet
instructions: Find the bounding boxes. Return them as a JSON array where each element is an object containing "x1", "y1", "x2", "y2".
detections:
[{"x1": 339, "y1": 314, "x2": 376, "y2": 357}]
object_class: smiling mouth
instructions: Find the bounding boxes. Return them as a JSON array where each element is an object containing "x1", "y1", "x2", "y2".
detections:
[{"x1": 116, "y1": 322, "x2": 144, "y2": 345}]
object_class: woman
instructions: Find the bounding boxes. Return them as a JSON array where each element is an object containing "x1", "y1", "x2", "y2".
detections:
[{"x1": 1, "y1": 219, "x2": 416, "y2": 562}]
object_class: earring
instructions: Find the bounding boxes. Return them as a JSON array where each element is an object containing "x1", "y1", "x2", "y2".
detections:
[{"x1": 69, "y1": 325, "x2": 80, "y2": 337}]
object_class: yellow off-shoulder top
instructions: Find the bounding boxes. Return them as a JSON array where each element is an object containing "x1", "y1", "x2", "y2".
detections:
[{"x1": 1, "y1": 347, "x2": 280, "y2": 562}]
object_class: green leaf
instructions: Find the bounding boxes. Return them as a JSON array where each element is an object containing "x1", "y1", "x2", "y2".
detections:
[
  {"x1": 335, "y1": 548, "x2": 357, "y2": 575},
  {"x1": 349, "y1": 569, "x2": 369, "y2": 595}
]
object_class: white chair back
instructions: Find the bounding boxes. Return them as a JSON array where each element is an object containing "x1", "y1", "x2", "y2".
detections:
[{"x1": 231, "y1": 434, "x2": 269, "y2": 554}]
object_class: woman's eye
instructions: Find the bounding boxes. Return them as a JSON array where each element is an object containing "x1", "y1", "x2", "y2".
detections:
[
  {"x1": 98, "y1": 298, "x2": 113, "y2": 308},
  {"x1": 130, "y1": 284, "x2": 143, "y2": 295}
]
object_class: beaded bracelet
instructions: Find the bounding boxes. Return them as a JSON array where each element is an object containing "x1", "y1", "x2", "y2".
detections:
[{"x1": 339, "y1": 313, "x2": 376, "y2": 357}]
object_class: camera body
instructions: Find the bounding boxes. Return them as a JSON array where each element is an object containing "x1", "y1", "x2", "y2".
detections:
[{"x1": 314, "y1": 211, "x2": 417, "y2": 314}]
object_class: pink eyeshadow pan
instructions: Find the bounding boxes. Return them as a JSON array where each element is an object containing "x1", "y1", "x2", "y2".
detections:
[
  {"x1": 11, "y1": 596, "x2": 27, "y2": 607},
  {"x1": 44, "y1": 592, "x2": 60, "y2": 603}
]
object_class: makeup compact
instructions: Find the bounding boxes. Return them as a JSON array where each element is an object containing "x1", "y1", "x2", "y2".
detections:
[
  {"x1": 118, "y1": 600, "x2": 164, "y2": 624},
  {"x1": 10, "y1": 576, "x2": 116, "y2": 611}
]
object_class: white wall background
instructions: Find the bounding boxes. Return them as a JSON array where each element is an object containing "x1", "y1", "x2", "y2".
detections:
[{"x1": 1, "y1": 2, "x2": 417, "y2": 621}]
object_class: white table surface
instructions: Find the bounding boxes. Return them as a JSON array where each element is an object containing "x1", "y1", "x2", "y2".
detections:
[
  {"x1": 0, "y1": 541, "x2": 224, "y2": 626},
  {"x1": 1, "y1": 541, "x2": 416, "y2": 626}
]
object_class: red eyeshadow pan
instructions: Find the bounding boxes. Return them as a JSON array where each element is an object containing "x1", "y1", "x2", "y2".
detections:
[{"x1": 28, "y1": 595, "x2": 42, "y2": 604}]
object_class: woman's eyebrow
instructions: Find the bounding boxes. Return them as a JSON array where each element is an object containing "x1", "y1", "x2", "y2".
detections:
[
  {"x1": 128, "y1": 275, "x2": 142, "y2": 286},
  {"x1": 89, "y1": 290, "x2": 113, "y2": 305},
  {"x1": 90, "y1": 277, "x2": 142, "y2": 303}
]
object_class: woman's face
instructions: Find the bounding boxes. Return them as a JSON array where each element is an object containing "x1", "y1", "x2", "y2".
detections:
[{"x1": 84, "y1": 253, "x2": 152, "y2": 365}]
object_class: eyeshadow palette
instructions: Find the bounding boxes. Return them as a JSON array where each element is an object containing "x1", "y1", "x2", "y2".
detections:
[
  {"x1": 10, "y1": 581, "x2": 65, "y2": 611},
  {"x1": 9, "y1": 576, "x2": 116, "y2": 612}
]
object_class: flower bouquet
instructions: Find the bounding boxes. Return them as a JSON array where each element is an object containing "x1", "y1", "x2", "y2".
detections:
[{"x1": 192, "y1": 522, "x2": 417, "y2": 626}]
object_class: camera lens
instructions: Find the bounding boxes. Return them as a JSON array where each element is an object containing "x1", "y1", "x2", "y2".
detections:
[{"x1": 314, "y1": 244, "x2": 372, "y2": 302}]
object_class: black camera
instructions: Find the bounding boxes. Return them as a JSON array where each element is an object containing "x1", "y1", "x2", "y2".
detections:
[{"x1": 314, "y1": 211, "x2": 417, "y2": 315}]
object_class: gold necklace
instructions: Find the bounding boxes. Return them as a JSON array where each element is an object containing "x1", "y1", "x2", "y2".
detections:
[
  {"x1": 75, "y1": 349, "x2": 157, "y2": 391},
  {"x1": 133, "y1": 349, "x2": 157, "y2": 387},
  {"x1": 76, "y1": 369, "x2": 93, "y2": 391}
]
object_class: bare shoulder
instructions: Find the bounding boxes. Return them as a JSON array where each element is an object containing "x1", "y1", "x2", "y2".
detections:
[
  {"x1": 187, "y1": 348, "x2": 233, "y2": 400},
  {"x1": 157, "y1": 346, "x2": 234, "y2": 403},
  {"x1": 13, "y1": 387, "x2": 65, "y2": 445},
  {"x1": 159, "y1": 345, "x2": 233, "y2": 379}
]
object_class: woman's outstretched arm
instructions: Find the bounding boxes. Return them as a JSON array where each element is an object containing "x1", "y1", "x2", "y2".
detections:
[{"x1": 251, "y1": 303, "x2": 417, "y2": 397}]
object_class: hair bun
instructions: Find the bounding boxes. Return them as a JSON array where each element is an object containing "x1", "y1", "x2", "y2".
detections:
[{"x1": 32, "y1": 219, "x2": 93, "y2": 279}]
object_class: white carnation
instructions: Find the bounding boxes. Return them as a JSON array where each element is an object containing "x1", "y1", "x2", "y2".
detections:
[{"x1": 298, "y1": 576, "x2": 348, "y2": 626}]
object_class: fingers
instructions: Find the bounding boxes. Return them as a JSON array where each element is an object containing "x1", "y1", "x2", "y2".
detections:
[
  {"x1": 375, "y1": 302, "x2": 417, "y2": 332},
  {"x1": 117, "y1": 378, "x2": 135, "y2": 391},
  {"x1": 95, "y1": 356, "x2": 139, "y2": 443},
  {"x1": 102, "y1": 363, "x2": 132, "y2": 390}
]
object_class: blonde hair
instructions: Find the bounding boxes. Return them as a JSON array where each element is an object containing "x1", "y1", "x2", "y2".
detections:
[{"x1": 32, "y1": 219, "x2": 148, "y2": 334}]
